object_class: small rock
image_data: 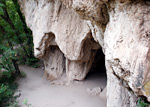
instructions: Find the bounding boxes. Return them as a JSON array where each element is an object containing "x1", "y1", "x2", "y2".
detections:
[{"x1": 87, "y1": 87, "x2": 102, "y2": 96}]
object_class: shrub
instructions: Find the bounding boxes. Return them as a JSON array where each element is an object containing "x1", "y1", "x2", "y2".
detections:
[
  {"x1": 0, "y1": 83, "x2": 18, "y2": 106},
  {"x1": 137, "y1": 99, "x2": 150, "y2": 107}
]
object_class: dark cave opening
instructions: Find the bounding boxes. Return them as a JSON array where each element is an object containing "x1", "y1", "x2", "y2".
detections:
[{"x1": 85, "y1": 48, "x2": 107, "y2": 89}]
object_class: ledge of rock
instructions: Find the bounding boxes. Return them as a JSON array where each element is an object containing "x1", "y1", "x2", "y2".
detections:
[{"x1": 19, "y1": 0, "x2": 150, "y2": 106}]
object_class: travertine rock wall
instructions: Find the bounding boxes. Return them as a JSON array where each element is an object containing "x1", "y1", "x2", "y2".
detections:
[
  {"x1": 43, "y1": 45, "x2": 65, "y2": 81},
  {"x1": 19, "y1": 0, "x2": 150, "y2": 106},
  {"x1": 105, "y1": 1, "x2": 150, "y2": 106},
  {"x1": 19, "y1": 0, "x2": 100, "y2": 81}
]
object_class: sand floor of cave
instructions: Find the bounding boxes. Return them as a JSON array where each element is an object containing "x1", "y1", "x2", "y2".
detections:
[{"x1": 15, "y1": 65, "x2": 107, "y2": 107}]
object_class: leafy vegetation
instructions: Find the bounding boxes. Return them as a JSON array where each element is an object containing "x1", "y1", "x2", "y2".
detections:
[
  {"x1": 23, "y1": 98, "x2": 32, "y2": 107},
  {"x1": 0, "y1": 0, "x2": 38, "y2": 106},
  {"x1": 0, "y1": 83, "x2": 18, "y2": 106},
  {"x1": 137, "y1": 99, "x2": 150, "y2": 107}
]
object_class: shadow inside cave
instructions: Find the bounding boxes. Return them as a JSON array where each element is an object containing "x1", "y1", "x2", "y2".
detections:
[{"x1": 85, "y1": 48, "x2": 107, "y2": 90}]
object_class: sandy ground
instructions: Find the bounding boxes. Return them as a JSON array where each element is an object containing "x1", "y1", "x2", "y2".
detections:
[{"x1": 16, "y1": 65, "x2": 107, "y2": 107}]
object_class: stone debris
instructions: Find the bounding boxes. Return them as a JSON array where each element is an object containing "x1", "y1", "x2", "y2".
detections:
[{"x1": 87, "y1": 87, "x2": 102, "y2": 96}]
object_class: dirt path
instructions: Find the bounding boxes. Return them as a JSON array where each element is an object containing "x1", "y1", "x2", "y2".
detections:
[{"x1": 16, "y1": 65, "x2": 107, "y2": 107}]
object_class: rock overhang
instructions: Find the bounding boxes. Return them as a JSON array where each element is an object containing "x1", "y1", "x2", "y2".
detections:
[{"x1": 19, "y1": 0, "x2": 150, "y2": 106}]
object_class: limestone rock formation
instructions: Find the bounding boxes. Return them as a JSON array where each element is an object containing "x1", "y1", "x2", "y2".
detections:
[
  {"x1": 19, "y1": 0, "x2": 100, "y2": 81},
  {"x1": 105, "y1": 1, "x2": 150, "y2": 106},
  {"x1": 19, "y1": 0, "x2": 150, "y2": 106}
]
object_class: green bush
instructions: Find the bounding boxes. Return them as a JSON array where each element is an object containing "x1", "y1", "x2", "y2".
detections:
[
  {"x1": 0, "y1": 83, "x2": 18, "y2": 107},
  {"x1": 0, "y1": 67, "x2": 18, "y2": 107},
  {"x1": 0, "y1": 84, "x2": 13, "y2": 102}
]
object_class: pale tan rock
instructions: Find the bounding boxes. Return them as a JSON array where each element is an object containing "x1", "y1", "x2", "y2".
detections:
[
  {"x1": 19, "y1": 0, "x2": 100, "y2": 81},
  {"x1": 43, "y1": 46, "x2": 65, "y2": 81},
  {"x1": 61, "y1": 0, "x2": 109, "y2": 28},
  {"x1": 87, "y1": 87, "x2": 102, "y2": 96},
  {"x1": 19, "y1": 0, "x2": 91, "y2": 60},
  {"x1": 61, "y1": 0, "x2": 109, "y2": 47},
  {"x1": 66, "y1": 33, "x2": 100, "y2": 81},
  {"x1": 104, "y1": 1, "x2": 150, "y2": 104}
]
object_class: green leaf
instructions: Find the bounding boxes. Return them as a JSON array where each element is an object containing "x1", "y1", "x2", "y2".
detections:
[
  {"x1": 0, "y1": 45, "x2": 9, "y2": 51},
  {"x1": 0, "y1": 7, "x2": 4, "y2": 15},
  {"x1": 0, "y1": 3, "x2": 5, "y2": 7}
]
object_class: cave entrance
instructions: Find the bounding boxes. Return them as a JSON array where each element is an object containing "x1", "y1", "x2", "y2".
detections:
[{"x1": 84, "y1": 48, "x2": 107, "y2": 95}]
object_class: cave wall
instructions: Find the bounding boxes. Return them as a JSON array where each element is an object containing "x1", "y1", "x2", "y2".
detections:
[
  {"x1": 19, "y1": 0, "x2": 150, "y2": 106},
  {"x1": 104, "y1": 1, "x2": 150, "y2": 106}
]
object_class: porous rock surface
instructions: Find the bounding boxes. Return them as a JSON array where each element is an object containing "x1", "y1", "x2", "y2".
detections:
[{"x1": 19, "y1": 0, "x2": 150, "y2": 106}]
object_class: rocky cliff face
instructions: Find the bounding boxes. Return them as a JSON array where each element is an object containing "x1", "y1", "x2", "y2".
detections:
[{"x1": 19, "y1": 0, "x2": 150, "y2": 106}]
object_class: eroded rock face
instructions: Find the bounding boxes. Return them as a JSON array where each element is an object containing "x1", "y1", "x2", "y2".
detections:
[
  {"x1": 19, "y1": 0, "x2": 150, "y2": 106},
  {"x1": 43, "y1": 46, "x2": 65, "y2": 81},
  {"x1": 19, "y1": 0, "x2": 100, "y2": 81},
  {"x1": 104, "y1": 1, "x2": 150, "y2": 104}
]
